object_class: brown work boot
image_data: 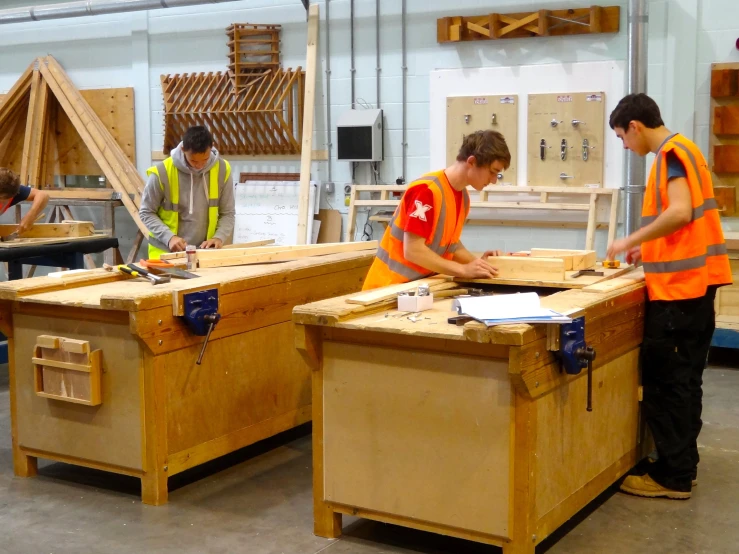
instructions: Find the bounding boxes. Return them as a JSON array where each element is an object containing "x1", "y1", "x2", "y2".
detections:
[{"x1": 620, "y1": 474, "x2": 691, "y2": 499}]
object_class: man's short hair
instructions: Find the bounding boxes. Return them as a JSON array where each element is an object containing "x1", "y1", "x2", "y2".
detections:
[
  {"x1": 456, "y1": 130, "x2": 511, "y2": 169},
  {"x1": 0, "y1": 168, "x2": 21, "y2": 199},
  {"x1": 182, "y1": 126, "x2": 214, "y2": 153},
  {"x1": 609, "y1": 93, "x2": 665, "y2": 130}
]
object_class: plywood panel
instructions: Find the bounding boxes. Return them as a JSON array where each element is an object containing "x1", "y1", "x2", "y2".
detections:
[
  {"x1": 323, "y1": 341, "x2": 511, "y2": 537},
  {"x1": 535, "y1": 348, "x2": 640, "y2": 520},
  {"x1": 13, "y1": 314, "x2": 143, "y2": 471},
  {"x1": 55, "y1": 88, "x2": 136, "y2": 177},
  {"x1": 446, "y1": 95, "x2": 518, "y2": 184},
  {"x1": 527, "y1": 92, "x2": 605, "y2": 187},
  {"x1": 165, "y1": 321, "x2": 310, "y2": 455},
  {"x1": 710, "y1": 63, "x2": 739, "y2": 214},
  {"x1": 1, "y1": 87, "x2": 135, "y2": 179}
]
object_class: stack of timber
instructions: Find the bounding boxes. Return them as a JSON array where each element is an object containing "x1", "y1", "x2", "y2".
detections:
[
  {"x1": 710, "y1": 63, "x2": 739, "y2": 215},
  {"x1": 0, "y1": 56, "x2": 146, "y2": 234},
  {"x1": 2, "y1": 249, "x2": 374, "y2": 505}
]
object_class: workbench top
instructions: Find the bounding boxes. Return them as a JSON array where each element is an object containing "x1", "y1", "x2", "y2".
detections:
[
  {"x1": 293, "y1": 274, "x2": 646, "y2": 347},
  {"x1": 0, "y1": 251, "x2": 374, "y2": 312}
]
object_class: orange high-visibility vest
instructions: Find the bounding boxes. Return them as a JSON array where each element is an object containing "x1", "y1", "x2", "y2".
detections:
[
  {"x1": 641, "y1": 134, "x2": 733, "y2": 301},
  {"x1": 362, "y1": 170, "x2": 470, "y2": 291}
]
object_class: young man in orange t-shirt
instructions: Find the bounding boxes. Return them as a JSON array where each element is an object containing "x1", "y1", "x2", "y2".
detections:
[{"x1": 362, "y1": 130, "x2": 511, "y2": 290}]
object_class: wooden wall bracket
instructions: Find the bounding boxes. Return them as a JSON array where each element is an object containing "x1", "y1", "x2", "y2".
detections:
[{"x1": 437, "y1": 5, "x2": 620, "y2": 43}]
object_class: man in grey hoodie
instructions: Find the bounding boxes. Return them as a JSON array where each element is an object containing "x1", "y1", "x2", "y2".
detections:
[{"x1": 140, "y1": 126, "x2": 235, "y2": 259}]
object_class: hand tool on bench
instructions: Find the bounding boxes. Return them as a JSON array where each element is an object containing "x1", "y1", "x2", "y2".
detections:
[
  {"x1": 0, "y1": 213, "x2": 45, "y2": 242},
  {"x1": 602, "y1": 259, "x2": 621, "y2": 269},
  {"x1": 127, "y1": 263, "x2": 171, "y2": 285},
  {"x1": 139, "y1": 258, "x2": 199, "y2": 279},
  {"x1": 571, "y1": 269, "x2": 604, "y2": 278},
  {"x1": 103, "y1": 263, "x2": 171, "y2": 285}
]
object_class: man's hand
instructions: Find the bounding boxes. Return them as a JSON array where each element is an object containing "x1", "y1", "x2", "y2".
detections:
[
  {"x1": 199, "y1": 238, "x2": 223, "y2": 249},
  {"x1": 15, "y1": 218, "x2": 35, "y2": 235},
  {"x1": 168, "y1": 236, "x2": 187, "y2": 252},
  {"x1": 459, "y1": 258, "x2": 498, "y2": 279},
  {"x1": 481, "y1": 250, "x2": 503, "y2": 259},
  {"x1": 625, "y1": 246, "x2": 642, "y2": 265},
  {"x1": 606, "y1": 237, "x2": 633, "y2": 261}
]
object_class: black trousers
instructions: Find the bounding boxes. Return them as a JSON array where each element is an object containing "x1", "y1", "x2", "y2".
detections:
[{"x1": 641, "y1": 286, "x2": 717, "y2": 492}]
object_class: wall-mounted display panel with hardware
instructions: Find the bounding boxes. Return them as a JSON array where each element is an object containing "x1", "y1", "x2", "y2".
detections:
[
  {"x1": 527, "y1": 92, "x2": 605, "y2": 187},
  {"x1": 446, "y1": 95, "x2": 518, "y2": 185}
]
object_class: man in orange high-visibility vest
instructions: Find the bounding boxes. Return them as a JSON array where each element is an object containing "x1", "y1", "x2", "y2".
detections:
[
  {"x1": 362, "y1": 130, "x2": 511, "y2": 291},
  {"x1": 607, "y1": 93, "x2": 733, "y2": 500}
]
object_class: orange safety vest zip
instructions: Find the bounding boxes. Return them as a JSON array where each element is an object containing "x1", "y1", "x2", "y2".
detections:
[
  {"x1": 362, "y1": 170, "x2": 470, "y2": 291},
  {"x1": 641, "y1": 134, "x2": 732, "y2": 301}
]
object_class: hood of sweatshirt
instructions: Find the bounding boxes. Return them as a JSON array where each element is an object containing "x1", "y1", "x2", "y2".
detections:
[
  {"x1": 170, "y1": 142, "x2": 220, "y2": 176},
  {"x1": 169, "y1": 142, "x2": 221, "y2": 218}
]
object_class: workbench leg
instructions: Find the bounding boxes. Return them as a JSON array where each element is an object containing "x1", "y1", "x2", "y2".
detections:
[
  {"x1": 314, "y1": 505, "x2": 342, "y2": 539},
  {"x1": 13, "y1": 447, "x2": 38, "y2": 478},
  {"x1": 300, "y1": 324, "x2": 343, "y2": 538},
  {"x1": 141, "y1": 470, "x2": 168, "y2": 506},
  {"x1": 501, "y1": 541, "x2": 535, "y2": 554}
]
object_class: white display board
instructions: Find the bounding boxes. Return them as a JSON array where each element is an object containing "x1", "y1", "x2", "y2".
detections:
[
  {"x1": 429, "y1": 61, "x2": 626, "y2": 190},
  {"x1": 234, "y1": 181, "x2": 319, "y2": 245}
]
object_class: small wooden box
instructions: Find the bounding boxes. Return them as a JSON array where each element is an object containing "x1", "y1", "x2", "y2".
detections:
[{"x1": 32, "y1": 335, "x2": 102, "y2": 406}]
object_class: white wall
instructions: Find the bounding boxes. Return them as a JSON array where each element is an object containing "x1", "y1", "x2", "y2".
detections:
[{"x1": 1, "y1": 0, "x2": 739, "y2": 267}]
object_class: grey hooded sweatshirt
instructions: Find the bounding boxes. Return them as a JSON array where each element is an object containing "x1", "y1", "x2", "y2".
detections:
[{"x1": 139, "y1": 143, "x2": 235, "y2": 252}]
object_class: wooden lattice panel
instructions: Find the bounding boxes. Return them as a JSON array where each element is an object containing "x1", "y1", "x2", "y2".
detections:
[
  {"x1": 227, "y1": 23, "x2": 281, "y2": 94},
  {"x1": 161, "y1": 68, "x2": 305, "y2": 156}
]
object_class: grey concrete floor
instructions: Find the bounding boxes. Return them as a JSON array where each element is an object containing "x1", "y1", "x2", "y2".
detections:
[{"x1": 1, "y1": 353, "x2": 738, "y2": 554}]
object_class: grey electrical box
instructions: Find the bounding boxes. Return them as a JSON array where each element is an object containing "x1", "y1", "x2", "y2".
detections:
[{"x1": 337, "y1": 109, "x2": 383, "y2": 162}]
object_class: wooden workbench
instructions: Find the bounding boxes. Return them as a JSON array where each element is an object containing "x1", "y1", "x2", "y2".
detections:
[
  {"x1": 294, "y1": 278, "x2": 648, "y2": 554},
  {"x1": 1, "y1": 251, "x2": 373, "y2": 505}
]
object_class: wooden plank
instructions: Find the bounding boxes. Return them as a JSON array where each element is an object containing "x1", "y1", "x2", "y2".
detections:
[
  {"x1": 296, "y1": 3, "x2": 319, "y2": 245},
  {"x1": 714, "y1": 144, "x2": 739, "y2": 173},
  {"x1": 163, "y1": 241, "x2": 378, "y2": 262},
  {"x1": 711, "y1": 68, "x2": 739, "y2": 98},
  {"x1": 582, "y1": 266, "x2": 645, "y2": 293},
  {"x1": 345, "y1": 277, "x2": 452, "y2": 306},
  {"x1": 222, "y1": 239, "x2": 276, "y2": 249},
  {"x1": 529, "y1": 249, "x2": 596, "y2": 271},
  {"x1": 0, "y1": 221, "x2": 94, "y2": 239},
  {"x1": 714, "y1": 105, "x2": 739, "y2": 135},
  {"x1": 196, "y1": 241, "x2": 377, "y2": 269},
  {"x1": 715, "y1": 186, "x2": 736, "y2": 216},
  {"x1": 486, "y1": 256, "x2": 565, "y2": 281}
]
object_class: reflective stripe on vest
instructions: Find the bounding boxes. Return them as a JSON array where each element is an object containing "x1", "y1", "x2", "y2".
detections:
[
  {"x1": 640, "y1": 135, "x2": 732, "y2": 300},
  {"x1": 145, "y1": 157, "x2": 230, "y2": 259}
]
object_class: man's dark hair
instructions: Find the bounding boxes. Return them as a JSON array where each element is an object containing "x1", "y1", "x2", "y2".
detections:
[
  {"x1": 609, "y1": 93, "x2": 665, "y2": 130},
  {"x1": 182, "y1": 126, "x2": 214, "y2": 153},
  {"x1": 456, "y1": 130, "x2": 511, "y2": 169},
  {"x1": 0, "y1": 168, "x2": 21, "y2": 198}
]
